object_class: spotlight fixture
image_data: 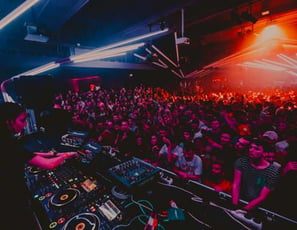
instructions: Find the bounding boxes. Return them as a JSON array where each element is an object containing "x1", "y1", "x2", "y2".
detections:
[{"x1": 261, "y1": 10, "x2": 270, "y2": 16}]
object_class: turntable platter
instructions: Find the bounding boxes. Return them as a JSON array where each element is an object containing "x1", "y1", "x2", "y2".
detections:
[
  {"x1": 50, "y1": 188, "x2": 80, "y2": 207},
  {"x1": 62, "y1": 213, "x2": 100, "y2": 230}
]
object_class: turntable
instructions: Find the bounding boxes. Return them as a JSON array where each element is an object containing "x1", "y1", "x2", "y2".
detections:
[
  {"x1": 62, "y1": 213, "x2": 100, "y2": 230},
  {"x1": 50, "y1": 188, "x2": 80, "y2": 207},
  {"x1": 26, "y1": 165, "x2": 44, "y2": 174}
]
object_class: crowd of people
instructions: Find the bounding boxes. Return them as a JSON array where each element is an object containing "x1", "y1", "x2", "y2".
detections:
[
  {"x1": 49, "y1": 85, "x2": 297, "y2": 218},
  {"x1": 3, "y1": 84, "x2": 297, "y2": 228}
]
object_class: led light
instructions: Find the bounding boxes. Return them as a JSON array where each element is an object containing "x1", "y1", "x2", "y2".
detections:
[
  {"x1": 286, "y1": 70, "x2": 297, "y2": 76},
  {"x1": 238, "y1": 62, "x2": 285, "y2": 71},
  {"x1": 0, "y1": 0, "x2": 40, "y2": 30},
  {"x1": 133, "y1": 53, "x2": 147, "y2": 61},
  {"x1": 70, "y1": 28, "x2": 168, "y2": 61},
  {"x1": 12, "y1": 62, "x2": 60, "y2": 79},
  {"x1": 72, "y1": 42, "x2": 144, "y2": 62},
  {"x1": 261, "y1": 10, "x2": 270, "y2": 16},
  {"x1": 151, "y1": 44, "x2": 178, "y2": 68},
  {"x1": 0, "y1": 79, "x2": 15, "y2": 102},
  {"x1": 170, "y1": 69, "x2": 182, "y2": 78},
  {"x1": 277, "y1": 54, "x2": 297, "y2": 65},
  {"x1": 72, "y1": 42, "x2": 144, "y2": 63},
  {"x1": 72, "y1": 52, "x2": 126, "y2": 63},
  {"x1": 255, "y1": 59, "x2": 292, "y2": 69},
  {"x1": 262, "y1": 58, "x2": 296, "y2": 69},
  {"x1": 152, "y1": 61, "x2": 167, "y2": 69}
]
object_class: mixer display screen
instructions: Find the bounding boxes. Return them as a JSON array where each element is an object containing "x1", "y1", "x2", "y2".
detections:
[
  {"x1": 108, "y1": 157, "x2": 160, "y2": 188},
  {"x1": 81, "y1": 179, "x2": 97, "y2": 192}
]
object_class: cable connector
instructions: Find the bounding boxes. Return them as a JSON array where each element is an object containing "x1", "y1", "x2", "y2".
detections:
[{"x1": 144, "y1": 213, "x2": 158, "y2": 230}]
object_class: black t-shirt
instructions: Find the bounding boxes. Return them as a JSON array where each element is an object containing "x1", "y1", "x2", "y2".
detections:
[{"x1": 0, "y1": 134, "x2": 35, "y2": 227}]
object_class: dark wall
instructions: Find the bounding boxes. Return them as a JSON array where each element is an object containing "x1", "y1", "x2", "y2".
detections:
[{"x1": 13, "y1": 75, "x2": 55, "y2": 111}]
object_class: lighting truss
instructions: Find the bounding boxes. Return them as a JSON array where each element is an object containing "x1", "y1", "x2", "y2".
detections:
[
  {"x1": 144, "y1": 48, "x2": 168, "y2": 68},
  {"x1": 0, "y1": 0, "x2": 40, "y2": 30}
]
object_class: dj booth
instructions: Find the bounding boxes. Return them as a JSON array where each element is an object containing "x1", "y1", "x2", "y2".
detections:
[{"x1": 24, "y1": 132, "x2": 297, "y2": 230}]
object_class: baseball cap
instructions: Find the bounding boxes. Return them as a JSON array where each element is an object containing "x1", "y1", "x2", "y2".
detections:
[{"x1": 262, "y1": 130, "x2": 278, "y2": 142}]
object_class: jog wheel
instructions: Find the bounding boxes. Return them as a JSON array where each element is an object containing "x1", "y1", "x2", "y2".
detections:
[
  {"x1": 50, "y1": 188, "x2": 80, "y2": 207},
  {"x1": 27, "y1": 165, "x2": 44, "y2": 174},
  {"x1": 62, "y1": 213, "x2": 100, "y2": 230}
]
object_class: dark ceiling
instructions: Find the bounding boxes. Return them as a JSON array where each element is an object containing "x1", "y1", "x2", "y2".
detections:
[{"x1": 1, "y1": 0, "x2": 297, "y2": 82}]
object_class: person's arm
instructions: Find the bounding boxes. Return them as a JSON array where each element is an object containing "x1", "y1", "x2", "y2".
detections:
[
  {"x1": 173, "y1": 168, "x2": 201, "y2": 180},
  {"x1": 173, "y1": 166, "x2": 188, "y2": 179},
  {"x1": 186, "y1": 173, "x2": 201, "y2": 181},
  {"x1": 160, "y1": 137, "x2": 176, "y2": 164},
  {"x1": 173, "y1": 158, "x2": 201, "y2": 181},
  {"x1": 28, "y1": 152, "x2": 77, "y2": 170},
  {"x1": 282, "y1": 161, "x2": 297, "y2": 175},
  {"x1": 205, "y1": 135, "x2": 222, "y2": 149},
  {"x1": 232, "y1": 168, "x2": 242, "y2": 206},
  {"x1": 243, "y1": 187, "x2": 272, "y2": 210}
]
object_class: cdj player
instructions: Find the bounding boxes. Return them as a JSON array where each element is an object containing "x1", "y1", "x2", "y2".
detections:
[
  {"x1": 25, "y1": 160, "x2": 127, "y2": 230},
  {"x1": 60, "y1": 131, "x2": 89, "y2": 148},
  {"x1": 77, "y1": 142, "x2": 102, "y2": 164}
]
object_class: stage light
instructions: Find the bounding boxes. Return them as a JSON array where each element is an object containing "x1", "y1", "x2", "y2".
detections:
[
  {"x1": 261, "y1": 10, "x2": 270, "y2": 16},
  {"x1": 0, "y1": 0, "x2": 40, "y2": 30},
  {"x1": 72, "y1": 52, "x2": 126, "y2": 63},
  {"x1": 261, "y1": 58, "x2": 292, "y2": 69},
  {"x1": 72, "y1": 42, "x2": 144, "y2": 63},
  {"x1": 277, "y1": 54, "x2": 297, "y2": 65},
  {"x1": 70, "y1": 28, "x2": 168, "y2": 61},
  {"x1": 286, "y1": 70, "x2": 297, "y2": 76},
  {"x1": 238, "y1": 61, "x2": 285, "y2": 71},
  {"x1": 255, "y1": 25, "x2": 286, "y2": 44},
  {"x1": 12, "y1": 62, "x2": 60, "y2": 79}
]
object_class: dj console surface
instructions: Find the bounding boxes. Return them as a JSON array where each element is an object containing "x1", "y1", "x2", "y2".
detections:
[
  {"x1": 25, "y1": 140, "x2": 297, "y2": 230},
  {"x1": 25, "y1": 160, "x2": 126, "y2": 230}
]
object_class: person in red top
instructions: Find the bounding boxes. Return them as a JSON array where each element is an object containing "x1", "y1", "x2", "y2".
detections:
[{"x1": 203, "y1": 160, "x2": 232, "y2": 194}]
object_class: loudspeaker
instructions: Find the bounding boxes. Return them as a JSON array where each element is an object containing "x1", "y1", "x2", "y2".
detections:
[{"x1": 13, "y1": 75, "x2": 55, "y2": 110}]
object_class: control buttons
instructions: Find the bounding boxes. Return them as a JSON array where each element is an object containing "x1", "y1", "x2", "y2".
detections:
[
  {"x1": 89, "y1": 205, "x2": 96, "y2": 212},
  {"x1": 45, "y1": 192, "x2": 52, "y2": 198},
  {"x1": 57, "y1": 217, "x2": 66, "y2": 224},
  {"x1": 49, "y1": 222, "x2": 57, "y2": 229}
]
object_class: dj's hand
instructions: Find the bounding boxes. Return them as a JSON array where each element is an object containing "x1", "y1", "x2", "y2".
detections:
[
  {"x1": 57, "y1": 152, "x2": 78, "y2": 159},
  {"x1": 66, "y1": 152, "x2": 78, "y2": 159}
]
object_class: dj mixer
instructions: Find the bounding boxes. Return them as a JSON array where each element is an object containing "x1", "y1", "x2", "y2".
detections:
[{"x1": 108, "y1": 157, "x2": 160, "y2": 188}]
